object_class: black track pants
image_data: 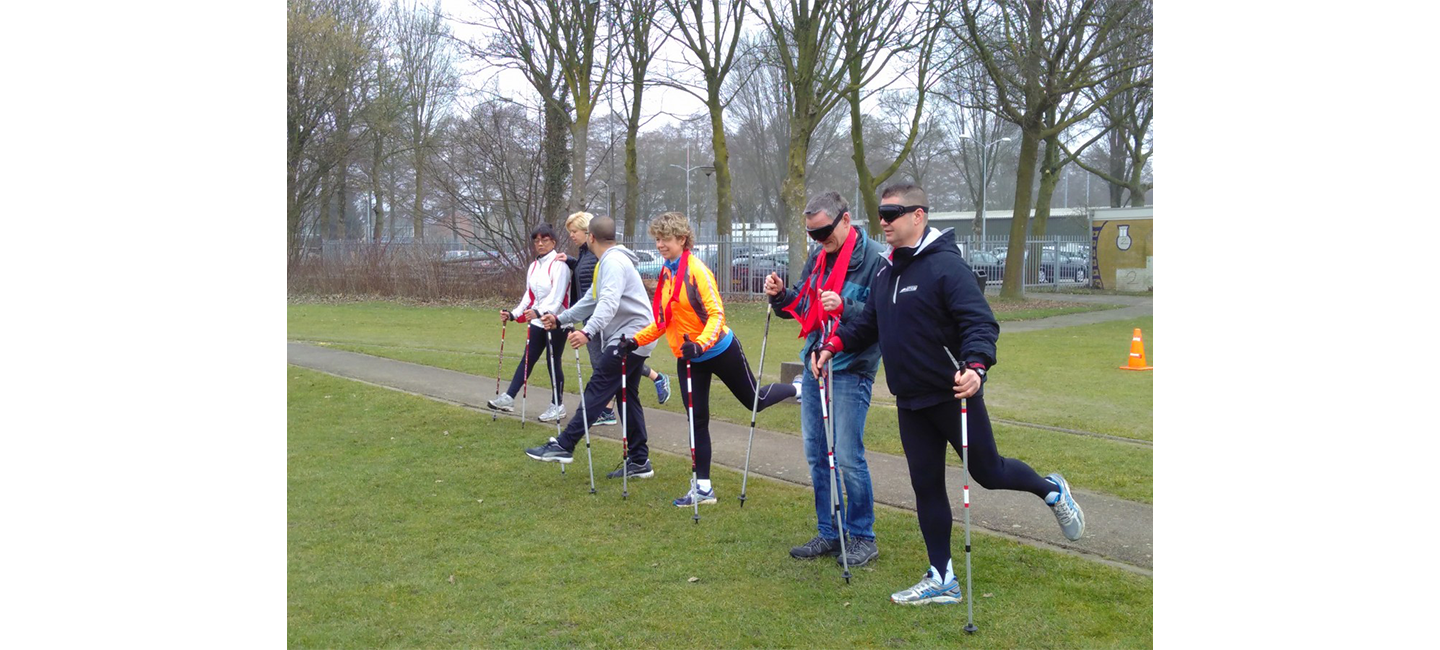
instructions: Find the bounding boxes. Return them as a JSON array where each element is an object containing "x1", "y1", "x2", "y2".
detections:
[
  {"x1": 505, "y1": 326, "x2": 565, "y2": 405},
  {"x1": 897, "y1": 394, "x2": 1054, "y2": 573},
  {"x1": 678, "y1": 338, "x2": 796, "y2": 480}
]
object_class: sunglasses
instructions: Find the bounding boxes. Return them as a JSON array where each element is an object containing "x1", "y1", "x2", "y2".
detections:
[
  {"x1": 877, "y1": 204, "x2": 927, "y2": 223},
  {"x1": 805, "y1": 210, "x2": 845, "y2": 242}
]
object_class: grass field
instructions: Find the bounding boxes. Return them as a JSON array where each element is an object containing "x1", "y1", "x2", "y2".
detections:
[
  {"x1": 289, "y1": 368, "x2": 1152, "y2": 648},
  {"x1": 289, "y1": 299, "x2": 1152, "y2": 502}
]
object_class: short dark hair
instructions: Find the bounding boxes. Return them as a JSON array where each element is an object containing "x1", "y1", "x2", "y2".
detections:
[
  {"x1": 530, "y1": 222, "x2": 557, "y2": 241},
  {"x1": 879, "y1": 182, "x2": 927, "y2": 207},
  {"x1": 589, "y1": 215, "x2": 617, "y2": 243},
  {"x1": 803, "y1": 191, "x2": 849, "y2": 221}
]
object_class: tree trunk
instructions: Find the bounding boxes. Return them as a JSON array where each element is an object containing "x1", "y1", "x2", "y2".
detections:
[
  {"x1": 847, "y1": 93, "x2": 881, "y2": 238},
  {"x1": 1000, "y1": 127, "x2": 1040, "y2": 299},
  {"x1": 708, "y1": 86, "x2": 734, "y2": 238},
  {"x1": 780, "y1": 124, "x2": 811, "y2": 278},
  {"x1": 320, "y1": 174, "x2": 334, "y2": 241},
  {"x1": 568, "y1": 111, "x2": 589, "y2": 216},
  {"x1": 371, "y1": 133, "x2": 385, "y2": 242},
  {"x1": 412, "y1": 146, "x2": 424, "y2": 240},
  {"x1": 1032, "y1": 133, "x2": 1061, "y2": 239},
  {"x1": 542, "y1": 94, "x2": 570, "y2": 227},
  {"x1": 624, "y1": 74, "x2": 643, "y2": 240}
]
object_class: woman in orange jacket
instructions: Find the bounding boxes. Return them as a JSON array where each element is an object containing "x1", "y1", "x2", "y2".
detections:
[{"x1": 618, "y1": 211, "x2": 796, "y2": 508}]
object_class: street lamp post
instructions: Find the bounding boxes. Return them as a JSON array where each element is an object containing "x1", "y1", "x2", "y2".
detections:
[
  {"x1": 668, "y1": 143, "x2": 714, "y2": 229},
  {"x1": 959, "y1": 134, "x2": 1012, "y2": 249}
]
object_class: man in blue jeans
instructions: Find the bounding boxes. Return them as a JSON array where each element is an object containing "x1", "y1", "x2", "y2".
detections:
[{"x1": 765, "y1": 191, "x2": 886, "y2": 567}]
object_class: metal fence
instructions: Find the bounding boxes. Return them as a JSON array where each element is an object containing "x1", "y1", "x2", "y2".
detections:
[{"x1": 289, "y1": 231, "x2": 1096, "y2": 300}]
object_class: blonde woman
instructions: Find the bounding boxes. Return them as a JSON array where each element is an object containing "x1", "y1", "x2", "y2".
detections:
[{"x1": 562, "y1": 212, "x2": 672, "y2": 425}]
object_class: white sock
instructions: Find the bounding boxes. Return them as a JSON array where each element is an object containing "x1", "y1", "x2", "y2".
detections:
[
  {"x1": 930, "y1": 562, "x2": 954, "y2": 585},
  {"x1": 1044, "y1": 478, "x2": 1061, "y2": 505},
  {"x1": 697, "y1": 479, "x2": 712, "y2": 492}
]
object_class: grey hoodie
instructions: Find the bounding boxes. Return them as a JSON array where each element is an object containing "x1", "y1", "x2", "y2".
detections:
[{"x1": 556, "y1": 244, "x2": 659, "y2": 357}]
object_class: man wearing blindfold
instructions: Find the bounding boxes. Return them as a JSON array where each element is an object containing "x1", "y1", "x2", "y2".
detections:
[
  {"x1": 764, "y1": 191, "x2": 886, "y2": 570},
  {"x1": 815, "y1": 182, "x2": 1086, "y2": 606}
]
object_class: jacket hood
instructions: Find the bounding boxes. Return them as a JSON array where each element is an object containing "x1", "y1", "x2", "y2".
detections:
[
  {"x1": 890, "y1": 227, "x2": 957, "y2": 267},
  {"x1": 603, "y1": 244, "x2": 640, "y2": 264}
]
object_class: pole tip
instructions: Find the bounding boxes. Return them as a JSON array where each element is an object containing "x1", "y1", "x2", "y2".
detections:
[{"x1": 964, "y1": 624, "x2": 978, "y2": 634}]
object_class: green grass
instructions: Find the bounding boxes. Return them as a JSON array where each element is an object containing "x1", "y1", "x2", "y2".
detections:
[
  {"x1": 984, "y1": 317, "x2": 1154, "y2": 441},
  {"x1": 288, "y1": 300, "x2": 1152, "y2": 503},
  {"x1": 288, "y1": 368, "x2": 1152, "y2": 648}
]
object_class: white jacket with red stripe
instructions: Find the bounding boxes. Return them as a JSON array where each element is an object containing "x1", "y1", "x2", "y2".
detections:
[{"x1": 510, "y1": 249, "x2": 570, "y2": 328}]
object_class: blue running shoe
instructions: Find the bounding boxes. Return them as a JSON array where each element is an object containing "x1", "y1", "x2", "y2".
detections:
[
  {"x1": 673, "y1": 485, "x2": 717, "y2": 508},
  {"x1": 1045, "y1": 472, "x2": 1085, "y2": 541},
  {"x1": 592, "y1": 408, "x2": 618, "y2": 427},
  {"x1": 890, "y1": 569, "x2": 962, "y2": 605},
  {"x1": 654, "y1": 372, "x2": 672, "y2": 405}
]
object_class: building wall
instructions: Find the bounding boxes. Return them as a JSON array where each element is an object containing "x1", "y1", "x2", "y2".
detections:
[{"x1": 1091, "y1": 218, "x2": 1153, "y2": 291}]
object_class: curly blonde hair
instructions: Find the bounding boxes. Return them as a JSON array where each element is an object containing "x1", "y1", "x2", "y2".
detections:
[{"x1": 647, "y1": 211, "x2": 694, "y2": 250}]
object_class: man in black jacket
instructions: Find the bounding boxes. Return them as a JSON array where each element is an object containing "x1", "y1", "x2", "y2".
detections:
[{"x1": 815, "y1": 182, "x2": 1085, "y2": 606}]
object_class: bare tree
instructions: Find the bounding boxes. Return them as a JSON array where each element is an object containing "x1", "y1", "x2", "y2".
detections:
[
  {"x1": 429, "y1": 101, "x2": 547, "y2": 268},
  {"x1": 955, "y1": 0, "x2": 1151, "y2": 297},
  {"x1": 840, "y1": 0, "x2": 947, "y2": 237},
  {"x1": 615, "y1": 0, "x2": 667, "y2": 238},
  {"x1": 393, "y1": 0, "x2": 458, "y2": 240},
  {"x1": 661, "y1": 0, "x2": 747, "y2": 241},
  {"x1": 751, "y1": 0, "x2": 867, "y2": 273},
  {"x1": 1065, "y1": 0, "x2": 1153, "y2": 208},
  {"x1": 288, "y1": 0, "x2": 381, "y2": 262}
]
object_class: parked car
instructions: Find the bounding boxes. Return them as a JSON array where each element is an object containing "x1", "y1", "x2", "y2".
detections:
[
  {"x1": 633, "y1": 249, "x2": 663, "y2": 280},
  {"x1": 1034, "y1": 250, "x2": 1088, "y2": 284},
  {"x1": 731, "y1": 251, "x2": 788, "y2": 293},
  {"x1": 966, "y1": 251, "x2": 1005, "y2": 283}
]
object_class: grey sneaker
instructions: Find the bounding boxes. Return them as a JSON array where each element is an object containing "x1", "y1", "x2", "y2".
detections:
[
  {"x1": 1045, "y1": 472, "x2": 1085, "y2": 541},
  {"x1": 524, "y1": 437, "x2": 573, "y2": 464},
  {"x1": 836, "y1": 536, "x2": 879, "y2": 567},
  {"x1": 592, "y1": 408, "x2": 618, "y2": 426},
  {"x1": 890, "y1": 569, "x2": 962, "y2": 605},
  {"x1": 538, "y1": 403, "x2": 566, "y2": 423},
  {"x1": 605, "y1": 459, "x2": 655, "y2": 479},
  {"x1": 789, "y1": 534, "x2": 841, "y2": 559},
  {"x1": 673, "y1": 485, "x2": 717, "y2": 508},
  {"x1": 487, "y1": 393, "x2": 515, "y2": 412}
]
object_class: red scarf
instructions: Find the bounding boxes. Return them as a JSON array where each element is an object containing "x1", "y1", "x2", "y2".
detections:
[
  {"x1": 651, "y1": 249, "x2": 691, "y2": 328},
  {"x1": 781, "y1": 227, "x2": 856, "y2": 338}
]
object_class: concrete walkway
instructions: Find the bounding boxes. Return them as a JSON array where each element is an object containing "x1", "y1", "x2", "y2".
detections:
[{"x1": 289, "y1": 341, "x2": 1153, "y2": 575}]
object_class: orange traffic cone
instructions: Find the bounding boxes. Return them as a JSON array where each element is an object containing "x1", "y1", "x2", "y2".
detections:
[{"x1": 1119, "y1": 328, "x2": 1153, "y2": 371}]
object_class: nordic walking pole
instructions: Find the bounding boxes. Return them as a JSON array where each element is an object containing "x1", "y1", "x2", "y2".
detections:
[
  {"x1": 543, "y1": 325, "x2": 565, "y2": 475},
  {"x1": 620, "y1": 336, "x2": 629, "y2": 500},
  {"x1": 683, "y1": 335, "x2": 701, "y2": 524},
  {"x1": 943, "y1": 347, "x2": 978, "y2": 634},
  {"x1": 819, "y1": 319, "x2": 850, "y2": 582},
  {"x1": 493, "y1": 317, "x2": 508, "y2": 422},
  {"x1": 739, "y1": 306, "x2": 772, "y2": 507},
  {"x1": 567, "y1": 327, "x2": 596, "y2": 494},
  {"x1": 520, "y1": 322, "x2": 532, "y2": 429}
]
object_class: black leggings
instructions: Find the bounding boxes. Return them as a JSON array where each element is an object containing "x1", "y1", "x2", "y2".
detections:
[
  {"x1": 505, "y1": 326, "x2": 565, "y2": 405},
  {"x1": 679, "y1": 338, "x2": 796, "y2": 480},
  {"x1": 897, "y1": 394, "x2": 1054, "y2": 573}
]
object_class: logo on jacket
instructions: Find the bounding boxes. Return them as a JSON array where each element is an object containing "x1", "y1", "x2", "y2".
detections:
[{"x1": 899, "y1": 285, "x2": 918, "y2": 294}]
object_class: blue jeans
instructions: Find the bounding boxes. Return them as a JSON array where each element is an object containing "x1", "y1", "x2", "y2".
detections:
[{"x1": 801, "y1": 369, "x2": 876, "y2": 542}]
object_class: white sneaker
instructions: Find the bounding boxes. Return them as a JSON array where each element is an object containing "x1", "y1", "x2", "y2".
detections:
[
  {"x1": 538, "y1": 403, "x2": 566, "y2": 423},
  {"x1": 487, "y1": 393, "x2": 515, "y2": 412}
]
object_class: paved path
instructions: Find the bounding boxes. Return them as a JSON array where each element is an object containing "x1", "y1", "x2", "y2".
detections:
[{"x1": 288, "y1": 341, "x2": 1153, "y2": 575}]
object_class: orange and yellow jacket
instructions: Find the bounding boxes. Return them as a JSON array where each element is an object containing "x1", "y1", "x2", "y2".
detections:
[{"x1": 634, "y1": 253, "x2": 731, "y2": 358}]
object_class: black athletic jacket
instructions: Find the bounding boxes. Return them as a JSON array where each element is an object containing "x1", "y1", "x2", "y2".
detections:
[
  {"x1": 829, "y1": 227, "x2": 999, "y2": 410},
  {"x1": 566, "y1": 243, "x2": 598, "y2": 306}
]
